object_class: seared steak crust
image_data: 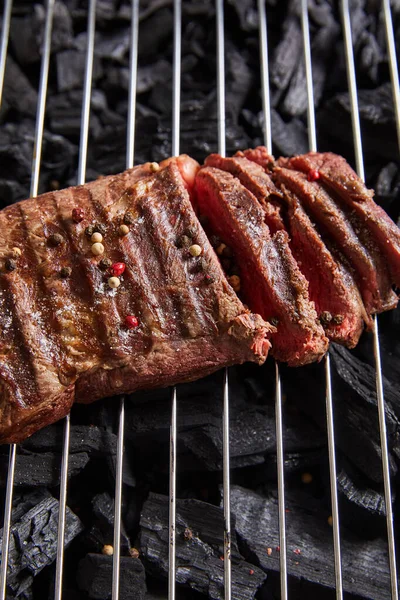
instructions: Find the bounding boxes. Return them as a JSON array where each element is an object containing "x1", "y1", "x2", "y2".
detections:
[
  {"x1": 195, "y1": 166, "x2": 328, "y2": 366},
  {"x1": 280, "y1": 186, "x2": 367, "y2": 346},
  {"x1": 273, "y1": 167, "x2": 398, "y2": 314},
  {"x1": 0, "y1": 158, "x2": 272, "y2": 444},
  {"x1": 283, "y1": 152, "x2": 400, "y2": 288}
]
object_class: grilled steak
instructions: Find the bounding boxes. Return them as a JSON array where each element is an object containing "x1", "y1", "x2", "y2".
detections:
[
  {"x1": 0, "y1": 157, "x2": 272, "y2": 444},
  {"x1": 283, "y1": 152, "x2": 400, "y2": 288},
  {"x1": 273, "y1": 166, "x2": 398, "y2": 314},
  {"x1": 280, "y1": 186, "x2": 367, "y2": 346},
  {"x1": 206, "y1": 153, "x2": 367, "y2": 346},
  {"x1": 195, "y1": 166, "x2": 329, "y2": 366},
  {"x1": 204, "y1": 154, "x2": 285, "y2": 234}
]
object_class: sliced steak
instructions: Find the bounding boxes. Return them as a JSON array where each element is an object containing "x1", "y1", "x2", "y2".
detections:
[
  {"x1": 283, "y1": 152, "x2": 400, "y2": 288},
  {"x1": 0, "y1": 158, "x2": 272, "y2": 444},
  {"x1": 280, "y1": 186, "x2": 367, "y2": 346},
  {"x1": 204, "y1": 153, "x2": 285, "y2": 234},
  {"x1": 236, "y1": 147, "x2": 275, "y2": 169},
  {"x1": 273, "y1": 167, "x2": 398, "y2": 314},
  {"x1": 195, "y1": 166, "x2": 328, "y2": 366}
]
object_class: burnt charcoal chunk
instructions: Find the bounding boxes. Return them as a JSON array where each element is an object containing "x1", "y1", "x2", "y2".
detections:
[
  {"x1": 271, "y1": 110, "x2": 309, "y2": 157},
  {"x1": 270, "y1": 15, "x2": 302, "y2": 91},
  {"x1": 21, "y1": 424, "x2": 117, "y2": 457},
  {"x1": 231, "y1": 485, "x2": 391, "y2": 598},
  {"x1": 0, "y1": 452, "x2": 90, "y2": 487},
  {"x1": 0, "y1": 56, "x2": 38, "y2": 118},
  {"x1": 77, "y1": 554, "x2": 146, "y2": 599},
  {"x1": 10, "y1": 2, "x2": 73, "y2": 65},
  {"x1": 0, "y1": 495, "x2": 83, "y2": 584},
  {"x1": 140, "y1": 493, "x2": 267, "y2": 599},
  {"x1": 91, "y1": 492, "x2": 131, "y2": 552},
  {"x1": 56, "y1": 49, "x2": 103, "y2": 92}
]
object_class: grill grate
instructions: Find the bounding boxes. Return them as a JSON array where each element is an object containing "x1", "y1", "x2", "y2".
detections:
[{"x1": 0, "y1": 1, "x2": 399, "y2": 599}]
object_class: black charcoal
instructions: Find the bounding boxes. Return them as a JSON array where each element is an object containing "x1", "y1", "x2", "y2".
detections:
[
  {"x1": 21, "y1": 424, "x2": 117, "y2": 457},
  {"x1": 231, "y1": 485, "x2": 391, "y2": 599},
  {"x1": 140, "y1": 492, "x2": 267, "y2": 599},
  {"x1": 0, "y1": 452, "x2": 90, "y2": 487},
  {"x1": 1, "y1": 56, "x2": 38, "y2": 117},
  {"x1": 0, "y1": 494, "x2": 82, "y2": 584},
  {"x1": 77, "y1": 553, "x2": 146, "y2": 599}
]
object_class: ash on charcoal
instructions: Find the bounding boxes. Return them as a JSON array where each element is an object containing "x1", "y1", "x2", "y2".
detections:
[
  {"x1": 78, "y1": 553, "x2": 146, "y2": 600},
  {"x1": 337, "y1": 467, "x2": 388, "y2": 537},
  {"x1": 0, "y1": 451, "x2": 90, "y2": 487},
  {"x1": 87, "y1": 491, "x2": 131, "y2": 552},
  {"x1": 10, "y1": 1, "x2": 73, "y2": 65},
  {"x1": 140, "y1": 492, "x2": 266, "y2": 600},
  {"x1": 0, "y1": 493, "x2": 82, "y2": 592},
  {"x1": 231, "y1": 484, "x2": 391, "y2": 599},
  {"x1": 21, "y1": 424, "x2": 117, "y2": 457},
  {"x1": 56, "y1": 48, "x2": 103, "y2": 92},
  {"x1": 282, "y1": 346, "x2": 400, "y2": 484},
  {"x1": 0, "y1": 56, "x2": 38, "y2": 118},
  {"x1": 0, "y1": 121, "x2": 75, "y2": 202},
  {"x1": 271, "y1": 109, "x2": 308, "y2": 156}
]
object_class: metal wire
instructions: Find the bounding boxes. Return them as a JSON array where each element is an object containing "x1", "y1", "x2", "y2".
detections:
[
  {"x1": 112, "y1": 398, "x2": 125, "y2": 600},
  {"x1": 300, "y1": 2, "x2": 343, "y2": 596},
  {"x1": 112, "y1": 4, "x2": 140, "y2": 597},
  {"x1": 340, "y1": 2, "x2": 398, "y2": 597},
  {"x1": 168, "y1": 386, "x2": 177, "y2": 600},
  {"x1": 0, "y1": 4, "x2": 15, "y2": 598},
  {"x1": 257, "y1": 3, "x2": 287, "y2": 597},
  {"x1": 0, "y1": 0, "x2": 12, "y2": 106},
  {"x1": 0, "y1": 1, "x2": 55, "y2": 597},
  {"x1": 0, "y1": 444, "x2": 15, "y2": 600},
  {"x1": 55, "y1": 2, "x2": 97, "y2": 599},
  {"x1": 383, "y1": 0, "x2": 400, "y2": 156},
  {"x1": 168, "y1": 3, "x2": 182, "y2": 598},
  {"x1": 215, "y1": 2, "x2": 231, "y2": 597}
]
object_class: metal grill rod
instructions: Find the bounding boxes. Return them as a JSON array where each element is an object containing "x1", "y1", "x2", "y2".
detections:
[
  {"x1": 0, "y1": 1, "x2": 55, "y2": 598},
  {"x1": 257, "y1": 3, "x2": 288, "y2": 598},
  {"x1": 112, "y1": 2, "x2": 140, "y2": 597},
  {"x1": 300, "y1": 2, "x2": 343, "y2": 597},
  {"x1": 0, "y1": 6, "x2": 16, "y2": 598},
  {"x1": 215, "y1": 1, "x2": 232, "y2": 597},
  {"x1": 383, "y1": 0, "x2": 400, "y2": 155},
  {"x1": 340, "y1": 2, "x2": 398, "y2": 598},
  {"x1": 55, "y1": 2, "x2": 97, "y2": 598},
  {"x1": 0, "y1": 0, "x2": 12, "y2": 106},
  {"x1": 168, "y1": 2, "x2": 182, "y2": 598}
]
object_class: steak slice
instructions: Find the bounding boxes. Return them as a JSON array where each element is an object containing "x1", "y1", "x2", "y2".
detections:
[
  {"x1": 283, "y1": 152, "x2": 400, "y2": 288},
  {"x1": 280, "y1": 186, "x2": 367, "y2": 346},
  {"x1": 273, "y1": 167, "x2": 398, "y2": 314},
  {"x1": 195, "y1": 166, "x2": 328, "y2": 366},
  {"x1": 204, "y1": 153, "x2": 285, "y2": 234},
  {"x1": 0, "y1": 158, "x2": 272, "y2": 444}
]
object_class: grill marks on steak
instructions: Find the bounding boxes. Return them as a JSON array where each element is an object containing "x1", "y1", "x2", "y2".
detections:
[
  {"x1": 280, "y1": 187, "x2": 367, "y2": 346},
  {"x1": 273, "y1": 167, "x2": 398, "y2": 314},
  {"x1": 204, "y1": 154, "x2": 285, "y2": 234},
  {"x1": 0, "y1": 159, "x2": 272, "y2": 443},
  {"x1": 195, "y1": 167, "x2": 328, "y2": 366},
  {"x1": 284, "y1": 153, "x2": 400, "y2": 288}
]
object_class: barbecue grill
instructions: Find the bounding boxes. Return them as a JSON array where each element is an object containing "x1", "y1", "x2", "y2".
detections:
[{"x1": 0, "y1": 1, "x2": 399, "y2": 598}]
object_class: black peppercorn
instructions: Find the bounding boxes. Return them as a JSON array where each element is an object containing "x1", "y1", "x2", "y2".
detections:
[
  {"x1": 99, "y1": 258, "x2": 112, "y2": 271},
  {"x1": 94, "y1": 223, "x2": 107, "y2": 236},
  {"x1": 124, "y1": 212, "x2": 135, "y2": 225},
  {"x1": 176, "y1": 234, "x2": 191, "y2": 248},
  {"x1": 320, "y1": 311, "x2": 333, "y2": 325},
  {"x1": 60, "y1": 266, "x2": 72, "y2": 278},
  {"x1": 5, "y1": 258, "x2": 16, "y2": 271},
  {"x1": 85, "y1": 225, "x2": 95, "y2": 238},
  {"x1": 332, "y1": 314, "x2": 344, "y2": 325},
  {"x1": 270, "y1": 317, "x2": 279, "y2": 327},
  {"x1": 48, "y1": 233, "x2": 64, "y2": 247}
]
